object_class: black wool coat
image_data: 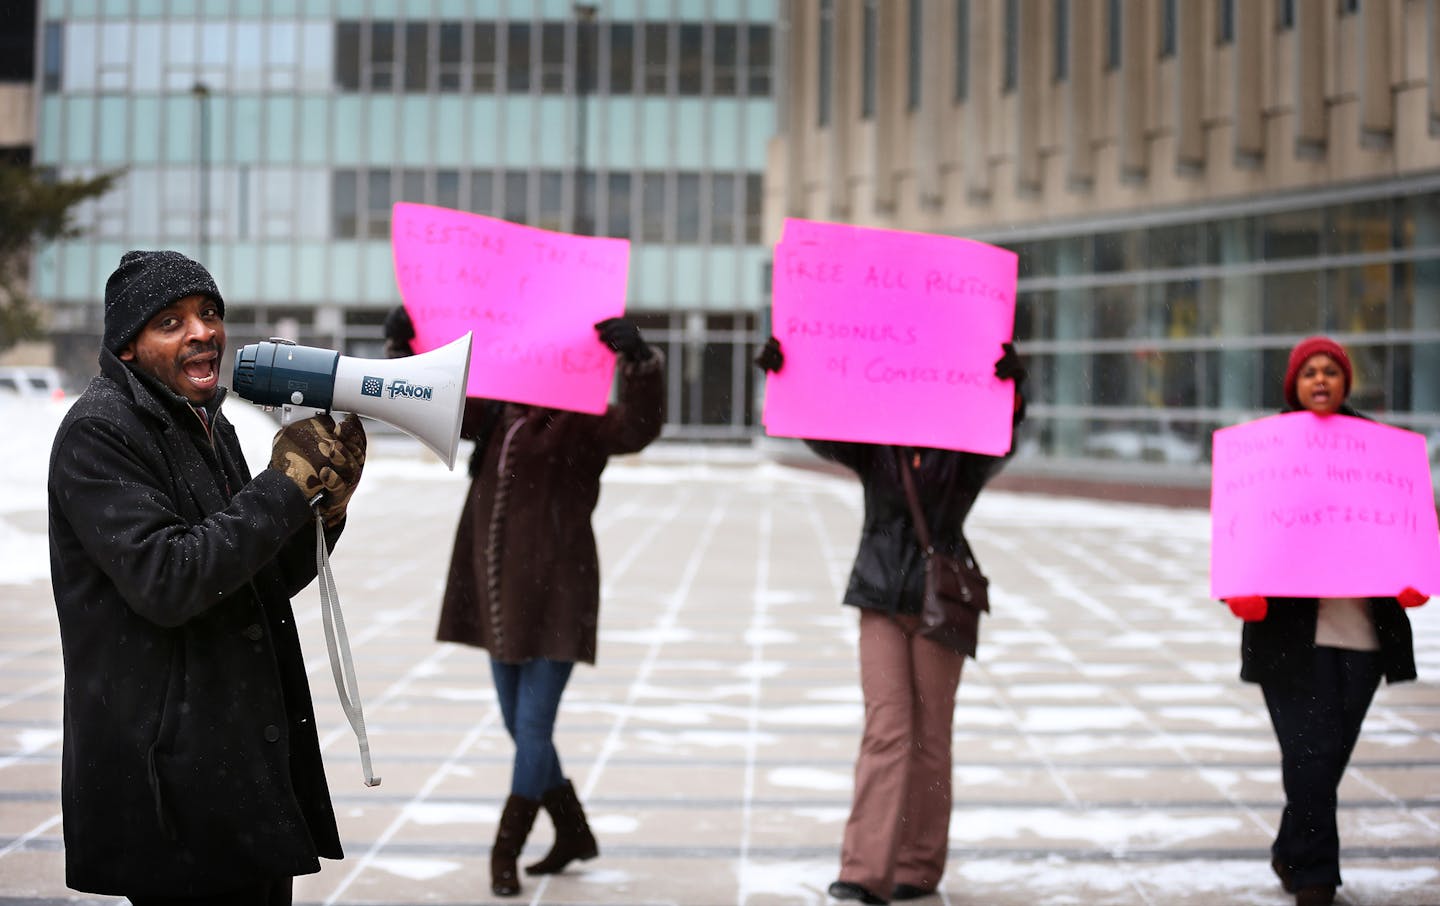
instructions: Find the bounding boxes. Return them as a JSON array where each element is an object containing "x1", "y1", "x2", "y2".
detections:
[
  {"x1": 47, "y1": 349, "x2": 344, "y2": 896},
  {"x1": 805, "y1": 439, "x2": 1010, "y2": 616},
  {"x1": 436, "y1": 351, "x2": 665, "y2": 665},
  {"x1": 1240, "y1": 597, "x2": 1416, "y2": 688}
]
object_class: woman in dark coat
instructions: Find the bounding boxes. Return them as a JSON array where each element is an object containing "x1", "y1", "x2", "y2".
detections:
[
  {"x1": 1222, "y1": 336, "x2": 1426, "y2": 906},
  {"x1": 387, "y1": 309, "x2": 665, "y2": 897},
  {"x1": 755, "y1": 337, "x2": 1026, "y2": 905}
]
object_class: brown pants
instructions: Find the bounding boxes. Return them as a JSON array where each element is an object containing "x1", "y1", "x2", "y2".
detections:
[{"x1": 839, "y1": 608, "x2": 965, "y2": 896}]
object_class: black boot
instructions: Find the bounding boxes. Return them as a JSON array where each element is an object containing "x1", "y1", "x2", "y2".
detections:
[
  {"x1": 525, "y1": 779, "x2": 599, "y2": 875},
  {"x1": 491, "y1": 794, "x2": 540, "y2": 897}
]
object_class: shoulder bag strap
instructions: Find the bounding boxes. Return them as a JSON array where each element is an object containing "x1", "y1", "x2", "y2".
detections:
[{"x1": 895, "y1": 447, "x2": 934, "y2": 555}]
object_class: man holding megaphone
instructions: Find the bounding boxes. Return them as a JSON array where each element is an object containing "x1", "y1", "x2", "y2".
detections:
[
  {"x1": 47, "y1": 250, "x2": 365, "y2": 904},
  {"x1": 385, "y1": 304, "x2": 665, "y2": 898}
]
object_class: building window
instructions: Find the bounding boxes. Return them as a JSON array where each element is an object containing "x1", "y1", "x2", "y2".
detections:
[
  {"x1": 818, "y1": 0, "x2": 834, "y2": 125},
  {"x1": 711, "y1": 173, "x2": 737, "y2": 244},
  {"x1": 537, "y1": 171, "x2": 563, "y2": 232},
  {"x1": 675, "y1": 173, "x2": 700, "y2": 243},
  {"x1": 404, "y1": 23, "x2": 429, "y2": 91},
  {"x1": 907, "y1": 0, "x2": 923, "y2": 109},
  {"x1": 744, "y1": 173, "x2": 763, "y2": 243},
  {"x1": 365, "y1": 170, "x2": 391, "y2": 238},
  {"x1": 332, "y1": 170, "x2": 357, "y2": 237},
  {"x1": 1159, "y1": 0, "x2": 1176, "y2": 57},
  {"x1": 641, "y1": 171, "x2": 667, "y2": 242},
  {"x1": 746, "y1": 24, "x2": 772, "y2": 95},
  {"x1": 1054, "y1": 0, "x2": 1069, "y2": 80},
  {"x1": 540, "y1": 23, "x2": 566, "y2": 92},
  {"x1": 1276, "y1": 0, "x2": 1295, "y2": 30},
  {"x1": 369, "y1": 22, "x2": 395, "y2": 90},
  {"x1": 506, "y1": 23, "x2": 532, "y2": 93},
  {"x1": 438, "y1": 23, "x2": 463, "y2": 90},
  {"x1": 473, "y1": 23, "x2": 498, "y2": 92},
  {"x1": 606, "y1": 23, "x2": 634, "y2": 94},
  {"x1": 1003, "y1": 0, "x2": 1018, "y2": 92},
  {"x1": 1217, "y1": 0, "x2": 1234, "y2": 44},
  {"x1": 1106, "y1": 0, "x2": 1122, "y2": 69},
  {"x1": 954, "y1": 0, "x2": 969, "y2": 101},
  {"x1": 861, "y1": 2, "x2": 877, "y2": 117},
  {"x1": 605, "y1": 172, "x2": 631, "y2": 237},
  {"x1": 643, "y1": 23, "x2": 670, "y2": 94},
  {"x1": 504, "y1": 170, "x2": 528, "y2": 223},
  {"x1": 713, "y1": 24, "x2": 738, "y2": 95},
  {"x1": 678, "y1": 23, "x2": 703, "y2": 94},
  {"x1": 335, "y1": 22, "x2": 360, "y2": 90}
]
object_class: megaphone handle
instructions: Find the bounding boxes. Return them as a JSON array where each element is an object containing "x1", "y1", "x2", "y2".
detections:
[{"x1": 280, "y1": 403, "x2": 325, "y2": 426}]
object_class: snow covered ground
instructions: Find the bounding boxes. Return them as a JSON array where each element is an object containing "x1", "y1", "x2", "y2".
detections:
[{"x1": 3, "y1": 392, "x2": 1438, "y2": 906}]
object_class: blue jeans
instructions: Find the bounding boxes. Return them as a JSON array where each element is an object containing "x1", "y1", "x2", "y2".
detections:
[{"x1": 490, "y1": 657, "x2": 573, "y2": 800}]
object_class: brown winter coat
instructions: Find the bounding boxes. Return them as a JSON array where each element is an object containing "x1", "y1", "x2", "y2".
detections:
[{"x1": 436, "y1": 352, "x2": 665, "y2": 664}]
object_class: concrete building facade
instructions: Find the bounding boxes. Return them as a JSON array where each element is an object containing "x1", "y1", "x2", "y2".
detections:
[{"x1": 766, "y1": 0, "x2": 1440, "y2": 485}]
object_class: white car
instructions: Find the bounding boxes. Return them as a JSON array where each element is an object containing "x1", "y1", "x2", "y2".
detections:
[{"x1": 0, "y1": 366, "x2": 67, "y2": 399}]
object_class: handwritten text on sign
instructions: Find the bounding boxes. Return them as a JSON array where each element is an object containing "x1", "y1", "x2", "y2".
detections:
[
  {"x1": 1209, "y1": 411, "x2": 1440, "y2": 598},
  {"x1": 762, "y1": 218, "x2": 1018, "y2": 455},
  {"x1": 391, "y1": 203, "x2": 629, "y2": 414}
]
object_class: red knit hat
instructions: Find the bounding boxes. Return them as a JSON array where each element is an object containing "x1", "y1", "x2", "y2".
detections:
[{"x1": 1283, "y1": 336, "x2": 1352, "y2": 409}]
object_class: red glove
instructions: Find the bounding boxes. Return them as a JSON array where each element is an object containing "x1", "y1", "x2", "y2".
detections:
[
  {"x1": 1397, "y1": 587, "x2": 1429, "y2": 608},
  {"x1": 1224, "y1": 596, "x2": 1268, "y2": 621}
]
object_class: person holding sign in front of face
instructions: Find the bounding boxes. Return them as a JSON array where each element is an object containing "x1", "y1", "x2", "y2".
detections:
[
  {"x1": 756, "y1": 335, "x2": 1026, "y2": 905},
  {"x1": 385, "y1": 305, "x2": 665, "y2": 898},
  {"x1": 1222, "y1": 336, "x2": 1427, "y2": 906}
]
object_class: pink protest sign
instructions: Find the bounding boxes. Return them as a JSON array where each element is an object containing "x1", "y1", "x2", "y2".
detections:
[
  {"x1": 763, "y1": 219, "x2": 1018, "y2": 455},
  {"x1": 391, "y1": 203, "x2": 630, "y2": 414},
  {"x1": 1210, "y1": 412, "x2": 1440, "y2": 598}
]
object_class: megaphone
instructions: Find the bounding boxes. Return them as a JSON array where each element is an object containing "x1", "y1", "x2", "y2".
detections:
[{"x1": 231, "y1": 333, "x2": 473, "y2": 469}]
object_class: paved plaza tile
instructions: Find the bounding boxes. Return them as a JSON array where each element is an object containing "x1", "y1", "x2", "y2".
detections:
[{"x1": 2, "y1": 443, "x2": 1438, "y2": 905}]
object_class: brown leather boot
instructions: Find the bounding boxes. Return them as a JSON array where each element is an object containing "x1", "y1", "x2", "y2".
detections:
[
  {"x1": 490, "y1": 794, "x2": 540, "y2": 897},
  {"x1": 524, "y1": 779, "x2": 599, "y2": 875}
]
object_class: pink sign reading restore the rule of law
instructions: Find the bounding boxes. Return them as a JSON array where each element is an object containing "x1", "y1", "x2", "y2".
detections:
[
  {"x1": 763, "y1": 218, "x2": 1018, "y2": 455},
  {"x1": 391, "y1": 202, "x2": 630, "y2": 414},
  {"x1": 1210, "y1": 411, "x2": 1440, "y2": 599}
]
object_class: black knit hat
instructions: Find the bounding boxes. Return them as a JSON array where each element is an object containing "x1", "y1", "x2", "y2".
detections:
[{"x1": 103, "y1": 250, "x2": 224, "y2": 353}]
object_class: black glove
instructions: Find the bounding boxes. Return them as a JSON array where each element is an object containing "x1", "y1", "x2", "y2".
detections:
[
  {"x1": 754, "y1": 336, "x2": 784, "y2": 373},
  {"x1": 383, "y1": 305, "x2": 415, "y2": 358},
  {"x1": 595, "y1": 317, "x2": 652, "y2": 362},
  {"x1": 994, "y1": 341, "x2": 1027, "y2": 386}
]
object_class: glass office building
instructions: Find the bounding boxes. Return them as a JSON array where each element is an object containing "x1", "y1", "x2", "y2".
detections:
[
  {"x1": 33, "y1": 0, "x2": 777, "y2": 439},
  {"x1": 769, "y1": 0, "x2": 1440, "y2": 487}
]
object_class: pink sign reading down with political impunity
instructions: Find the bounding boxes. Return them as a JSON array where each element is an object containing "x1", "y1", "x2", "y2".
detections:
[
  {"x1": 1210, "y1": 411, "x2": 1440, "y2": 599},
  {"x1": 762, "y1": 218, "x2": 1019, "y2": 456},
  {"x1": 390, "y1": 202, "x2": 630, "y2": 414}
]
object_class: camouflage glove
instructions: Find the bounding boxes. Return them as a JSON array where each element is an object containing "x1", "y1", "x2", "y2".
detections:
[
  {"x1": 316, "y1": 414, "x2": 367, "y2": 526},
  {"x1": 270, "y1": 414, "x2": 365, "y2": 525}
]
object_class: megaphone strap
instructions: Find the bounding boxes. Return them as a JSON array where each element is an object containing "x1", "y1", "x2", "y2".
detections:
[{"x1": 315, "y1": 514, "x2": 382, "y2": 787}]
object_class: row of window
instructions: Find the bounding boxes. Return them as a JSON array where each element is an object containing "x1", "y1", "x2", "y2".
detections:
[
  {"x1": 332, "y1": 168, "x2": 764, "y2": 246},
  {"x1": 335, "y1": 20, "x2": 773, "y2": 98},
  {"x1": 820, "y1": 0, "x2": 1361, "y2": 127},
  {"x1": 1004, "y1": 191, "x2": 1440, "y2": 279}
]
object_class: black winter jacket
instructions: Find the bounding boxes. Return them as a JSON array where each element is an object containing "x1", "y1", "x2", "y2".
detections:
[
  {"x1": 806, "y1": 440, "x2": 1009, "y2": 616},
  {"x1": 47, "y1": 349, "x2": 344, "y2": 896},
  {"x1": 1240, "y1": 597, "x2": 1416, "y2": 688}
]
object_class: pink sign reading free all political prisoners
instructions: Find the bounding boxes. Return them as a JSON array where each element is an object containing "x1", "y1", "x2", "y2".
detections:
[
  {"x1": 391, "y1": 203, "x2": 630, "y2": 414},
  {"x1": 763, "y1": 218, "x2": 1018, "y2": 455},
  {"x1": 1210, "y1": 411, "x2": 1440, "y2": 599}
]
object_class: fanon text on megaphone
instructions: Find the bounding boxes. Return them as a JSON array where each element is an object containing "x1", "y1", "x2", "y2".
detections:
[{"x1": 231, "y1": 333, "x2": 473, "y2": 470}]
